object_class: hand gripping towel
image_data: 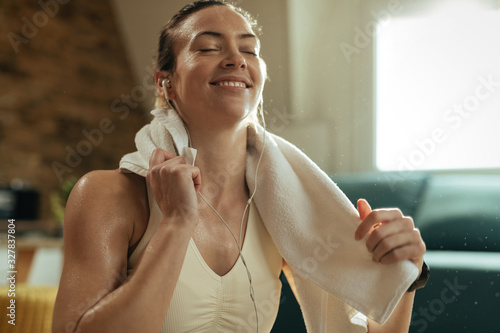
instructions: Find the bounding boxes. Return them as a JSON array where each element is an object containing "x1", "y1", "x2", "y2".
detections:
[{"x1": 119, "y1": 107, "x2": 419, "y2": 332}]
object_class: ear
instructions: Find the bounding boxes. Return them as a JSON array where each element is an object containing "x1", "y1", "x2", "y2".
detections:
[{"x1": 154, "y1": 70, "x2": 176, "y2": 100}]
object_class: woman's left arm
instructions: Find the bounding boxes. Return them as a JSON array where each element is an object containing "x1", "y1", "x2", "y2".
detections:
[{"x1": 354, "y1": 199, "x2": 426, "y2": 333}]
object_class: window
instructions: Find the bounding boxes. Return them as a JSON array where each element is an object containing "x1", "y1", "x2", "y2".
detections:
[{"x1": 375, "y1": 2, "x2": 500, "y2": 171}]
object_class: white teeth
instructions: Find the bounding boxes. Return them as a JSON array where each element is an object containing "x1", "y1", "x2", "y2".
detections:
[{"x1": 216, "y1": 81, "x2": 246, "y2": 88}]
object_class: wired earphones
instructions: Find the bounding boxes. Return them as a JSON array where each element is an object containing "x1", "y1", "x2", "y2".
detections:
[
  {"x1": 160, "y1": 76, "x2": 266, "y2": 331},
  {"x1": 195, "y1": 111, "x2": 267, "y2": 333}
]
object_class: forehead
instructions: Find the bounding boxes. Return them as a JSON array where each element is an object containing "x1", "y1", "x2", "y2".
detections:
[{"x1": 176, "y1": 6, "x2": 256, "y2": 43}]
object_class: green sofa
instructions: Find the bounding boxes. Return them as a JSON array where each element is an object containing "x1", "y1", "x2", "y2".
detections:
[{"x1": 271, "y1": 172, "x2": 500, "y2": 333}]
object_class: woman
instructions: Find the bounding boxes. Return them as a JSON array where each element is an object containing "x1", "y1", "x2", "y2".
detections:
[{"x1": 52, "y1": 1, "x2": 426, "y2": 332}]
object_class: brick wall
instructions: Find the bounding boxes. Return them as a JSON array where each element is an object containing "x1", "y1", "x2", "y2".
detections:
[{"x1": 0, "y1": 0, "x2": 150, "y2": 229}]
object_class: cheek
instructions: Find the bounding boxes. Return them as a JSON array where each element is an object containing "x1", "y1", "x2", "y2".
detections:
[
  {"x1": 174, "y1": 53, "x2": 206, "y2": 86},
  {"x1": 179, "y1": 53, "x2": 199, "y2": 72},
  {"x1": 255, "y1": 59, "x2": 267, "y2": 92}
]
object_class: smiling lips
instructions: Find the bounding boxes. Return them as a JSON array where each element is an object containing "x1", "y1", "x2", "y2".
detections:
[
  {"x1": 210, "y1": 76, "x2": 252, "y2": 89},
  {"x1": 214, "y1": 81, "x2": 247, "y2": 88}
]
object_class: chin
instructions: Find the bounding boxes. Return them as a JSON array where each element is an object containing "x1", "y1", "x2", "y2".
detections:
[{"x1": 216, "y1": 103, "x2": 253, "y2": 121}]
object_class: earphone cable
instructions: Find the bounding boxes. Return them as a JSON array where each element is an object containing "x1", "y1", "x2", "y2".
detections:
[{"x1": 192, "y1": 110, "x2": 267, "y2": 333}]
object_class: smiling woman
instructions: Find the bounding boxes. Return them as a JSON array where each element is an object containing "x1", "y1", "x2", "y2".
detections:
[
  {"x1": 154, "y1": 1, "x2": 262, "y2": 105},
  {"x1": 154, "y1": 5, "x2": 265, "y2": 129},
  {"x1": 51, "y1": 1, "x2": 426, "y2": 333}
]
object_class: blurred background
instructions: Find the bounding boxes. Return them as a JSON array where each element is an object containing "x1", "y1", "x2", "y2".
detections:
[{"x1": 0, "y1": 0, "x2": 499, "y2": 332}]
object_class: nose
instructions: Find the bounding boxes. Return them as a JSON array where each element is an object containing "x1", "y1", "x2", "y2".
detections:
[{"x1": 220, "y1": 49, "x2": 247, "y2": 70}]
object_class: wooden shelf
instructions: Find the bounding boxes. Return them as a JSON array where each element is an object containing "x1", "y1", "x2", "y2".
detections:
[
  {"x1": 0, "y1": 236, "x2": 63, "y2": 249},
  {"x1": 0, "y1": 235, "x2": 63, "y2": 283}
]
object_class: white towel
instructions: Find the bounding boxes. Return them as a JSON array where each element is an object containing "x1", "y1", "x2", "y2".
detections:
[{"x1": 119, "y1": 107, "x2": 418, "y2": 331}]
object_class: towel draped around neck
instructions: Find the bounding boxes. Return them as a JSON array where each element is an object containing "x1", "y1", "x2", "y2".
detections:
[{"x1": 119, "y1": 107, "x2": 418, "y2": 332}]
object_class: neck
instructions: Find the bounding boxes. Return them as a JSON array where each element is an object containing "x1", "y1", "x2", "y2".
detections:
[{"x1": 189, "y1": 121, "x2": 249, "y2": 208}]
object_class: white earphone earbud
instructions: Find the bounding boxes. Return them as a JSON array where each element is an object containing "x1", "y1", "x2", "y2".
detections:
[
  {"x1": 161, "y1": 79, "x2": 171, "y2": 88},
  {"x1": 160, "y1": 78, "x2": 171, "y2": 97},
  {"x1": 162, "y1": 82, "x2": 167, "y2": 97}
]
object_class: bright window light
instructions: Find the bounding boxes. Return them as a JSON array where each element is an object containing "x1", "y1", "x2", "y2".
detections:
[{"x1": 375, "y1": 4, "x2": 500, "y2": 171}]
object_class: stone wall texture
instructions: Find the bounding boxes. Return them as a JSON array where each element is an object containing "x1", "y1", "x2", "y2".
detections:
[{"x1": 0, "y1": 0, "x2": 150, "y2": 229}]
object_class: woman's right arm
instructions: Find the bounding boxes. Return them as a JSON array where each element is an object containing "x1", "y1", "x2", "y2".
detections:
[{"x1": 53, "y1": 149, "x2": 201, "y2": 333}]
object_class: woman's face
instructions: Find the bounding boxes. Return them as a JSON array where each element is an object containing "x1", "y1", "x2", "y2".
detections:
[{"x1": 166, "y1": 6, "x2": 265, "y2": 129}]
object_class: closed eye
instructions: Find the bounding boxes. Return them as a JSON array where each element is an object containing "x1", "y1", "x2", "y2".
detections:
[
  {"x1": 243, "y1": 51, "x2": 258, "y2": 56},
  {"x1": 199, "y1": 49, "x2": 218, "y2": 52}
]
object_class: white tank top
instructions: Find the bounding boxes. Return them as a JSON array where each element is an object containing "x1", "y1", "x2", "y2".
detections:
[{"x1": 127, "y1": 184, "x2": 283, "y2": 332}]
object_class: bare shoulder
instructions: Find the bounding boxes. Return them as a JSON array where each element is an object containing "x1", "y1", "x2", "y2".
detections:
[
  {"x1": 65, "y1": 169, "x2": 148, "y2": 253},
  {"x1": 71, "y1": 169, "x2": 146, "y2": 206}
]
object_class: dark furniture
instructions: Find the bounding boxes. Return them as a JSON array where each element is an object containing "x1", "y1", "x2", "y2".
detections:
[{"x1": 272, "y1": 172, "x2": 500, "y2": 333}]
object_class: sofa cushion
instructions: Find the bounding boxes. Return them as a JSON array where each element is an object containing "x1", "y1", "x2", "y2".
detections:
[
  {"x1": 331, "y1": 172, "x2": 429, "y2": 218},
  {"x1": 410, "y1": 251, "x2": 500, "y2": 333},
  {"x1": 415, "y1": 175, "x2": 500, "y2": 251}
]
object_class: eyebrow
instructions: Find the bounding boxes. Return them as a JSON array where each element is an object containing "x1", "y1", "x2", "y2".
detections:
[{"x1": 193, "y1": 31, "x2": 256, "y2": 41}]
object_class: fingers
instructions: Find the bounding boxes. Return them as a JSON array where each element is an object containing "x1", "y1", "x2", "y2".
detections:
[
  {"x1": 146, "y1": 148, "x2": 202, "y2": 222},
  {"x1": 370, "y1": 228, "x2": 424, "y2": 263},
  {"x1": 365, "y1": 216, "x2": 414, "y2": 252},
  {"x1": 147, "y1": 148, "x2": 193, "y2": 188},
  {"x1": 149, "y1": 148, "x2": 177, "y2": 169},
  {"x1": 356, "y1": 198, "x2": 372, "y2": 220},
  {"x1": 147, "y1": 159, "x2": 201, "y2": 193},
  {"x1": 355, "y1": 203, "x2": 426, "y2": 265},
  {"x1": 354, "y1": 208, "x2": 404, "y2": 241},
  {"x1": 191, "y1": 166, "x2": 202, "y2": 193},
  {"x1": 377, "y1": 241, "x2": 422, "y2": 265}
]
